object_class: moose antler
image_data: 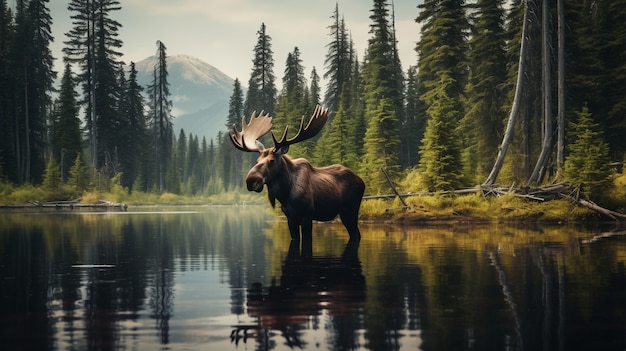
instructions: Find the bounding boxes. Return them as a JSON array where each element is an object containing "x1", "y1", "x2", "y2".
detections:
[
  {"x1": 229, "y1": 110, "x2": 273, "y2": 152},
  {"x1": 272, "y1": 105, "x2": 328, "y2": 151}
]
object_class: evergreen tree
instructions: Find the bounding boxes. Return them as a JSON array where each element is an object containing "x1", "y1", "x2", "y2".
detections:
[
  {"x1": 462, "y1": 0, "x2": 508, "y2": 182},
  {"x1": 118, "y1": 61, "x2": 147, "y2": 189},
  {"x1": 591, "y1": 1, "x2": 626, "y2": 160},
  {"x1": 64, "y1": 0, "x2": 123, "y2": 174},
  {"x1": 9, "y1": 0, "x2": 55, "y2": 184},
  {"x1": 51, "y1": 62, "x2": 82, "y2": 181},
  {"x1": 403, "y1": 66, "x2": 424, "y2": 168},
  {"x1": 244, "y1": 23, "x2": 276, "y2": 116},
  {"x1": 418, "y1": 72, "x2": 463, "y2": 191},
  {"x1": 360, "y1": 0, "x2": 402, "y2": 192},
  {"x1": 309, "y1": 67, "x2": 321, "y2": 108},
  {"x1": 0, "y1": 0, "x2": 15, "y2": 181},
  {"x1": 42, "y1": 155, "x2": 61, "y2": 196},
  {"x1": 416, "y1": 0, "x2": 469, "y2": 119},
  {"x1": 24, "y1": 0, "x2": 56, "y2": 184},
  {"x1": 275, "y1": 47, "x2": 311, "y2": 158},
  {"x1": 564, "y1": 106, "x2": 612, "y2": 198},
  {"x1": 67, "y1": 152, "x2": 89, "y2": 192},
  {"x1": 224, "y1": 78, "x2": 245, "y2": 190},
  {"x1": 147, "y1": 40, "x2": 174, "y2": 192},
  {"x1": 323, "y1": 3, "x2": 352, "y2": 114},
  {"x1": 176, "y1": 128, "x2": 187, "y2": 182}
]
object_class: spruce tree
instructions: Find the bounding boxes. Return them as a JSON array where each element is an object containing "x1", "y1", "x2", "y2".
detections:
[
  {"x1": 416, "y1": 0, "x2": 468, "y2": 106},
  {"x1": 309, "y1": 67, "x2": 321, "y2": 108},
  {"x1": 403, "y1": 65, "x2": 424, "y2": 168},
  {"x1": 51, "y1": 63, "x2": 82, "y2": 182},
  {"x1": 67, "y1": 152, "x2": 89, "y2": 193},
  {"x1": 224, "y1": 78, "x2": 245, "y2": 190},
  {"x1": 244, "y1": 23, "x2": 276, "y2": 116},
  {"x1": 323, "y1": 3, "x2": 351, "y2": 114},
  {"x1": 462, "y1": 0, "x2": 507, "y2": 182},
  {"x1": 360, "y1": 0, "x2": 402, "y2": 192},
  {"x1": 118, "y1": 62, "x2": 147, "y2": 189},
  {"x1": 0, "y1": 0, "x2": 15, "y2": 182},
  {"x1": 418, "y1": 72, "x2": 463, "y2": 191},
  {"x1": 275, "y1": 47, "x2": 311, "y2": 158},
  {"x1": 147, "y1": 41, "x2": 174, "y2": 192},
  {"x1": 64, "y1": 0, "x2": 123, "y2": 174},
  {"x1": 42, "y1": 156, "x2": 62, "y2": 197},
  {"x1": 564, "y1": 106, "x2": 612, "y2": 198}
]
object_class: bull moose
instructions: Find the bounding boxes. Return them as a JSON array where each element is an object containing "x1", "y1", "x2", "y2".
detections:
[{"x1": 229, "y1": 105, "x2": 365, "y2": 243}]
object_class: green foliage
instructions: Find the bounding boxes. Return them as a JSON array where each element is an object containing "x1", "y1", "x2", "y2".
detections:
[
  {"x1": 418, "y1": 72, "x2": 464, "y2": 191},
  {"x1": 361, "y1": 97, "x2": 400, "y2": 194},
  {"x1": 66, "y1": 153, "x2": 89, "y2": 194},
  {"x1": 244, "y1": 23, "x2": 277, "y2": 116},
  {"x1": 461, "y1": 0, "x2": 508, "y2": 181},
  {"x1": 564, "y1": 106, "x2": 612, "y2": 198},
  {"x1": 42, "y1": 157, "x2": 60, "y2": 190}
]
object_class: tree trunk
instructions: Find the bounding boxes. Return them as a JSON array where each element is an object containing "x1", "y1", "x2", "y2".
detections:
[
  {"x1": 483, "y1": 0, "x2": 530, "y2": 185},
  {"x1": 529, "y1": 0, "x2": 553, "y2": 185},
  {"x1": 556, "y1": 0, "x2": 566, "y2": 176}
]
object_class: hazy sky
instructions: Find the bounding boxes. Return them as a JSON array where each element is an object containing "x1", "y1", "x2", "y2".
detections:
[{"x1": 48, "y1": 0, "x2": 423, "y2": 88}]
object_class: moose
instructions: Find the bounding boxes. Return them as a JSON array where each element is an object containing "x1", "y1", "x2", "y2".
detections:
[{"x1": 229, "y1": 105, "x2": 365, "y2": 243}]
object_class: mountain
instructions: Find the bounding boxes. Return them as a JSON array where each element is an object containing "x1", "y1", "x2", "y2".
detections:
[{"x1": 134, "y1": 54, "x2": 238, "y2": 142}]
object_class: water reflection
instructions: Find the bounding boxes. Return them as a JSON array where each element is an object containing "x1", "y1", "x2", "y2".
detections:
[
  {"x1": 235, "y1": 240, "x2": 365, "y2": 349},
  {"x1": 0, "y1": 208, "x2": 624, "y2": 351}
]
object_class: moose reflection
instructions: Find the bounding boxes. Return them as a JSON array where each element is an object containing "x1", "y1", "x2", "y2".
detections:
[
  {"x1": 231, "y1": 240, "x2": 365, "y2": 349},
  {"x1": 229, "y1": 106, "x2": 365, "y2": 243}
]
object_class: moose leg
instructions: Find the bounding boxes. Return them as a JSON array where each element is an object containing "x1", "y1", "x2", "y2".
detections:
[
  {"x1": 340, "y1": 209, "x2": 361, "y2": 243},
  {"x1": 287, "y1": 219, "x2": 300, "y2": 241}
]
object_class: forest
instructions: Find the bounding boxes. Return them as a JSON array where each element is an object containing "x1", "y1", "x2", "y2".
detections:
[{"x1": 0, "y1": 0, "x2": 624, "y2": 210}]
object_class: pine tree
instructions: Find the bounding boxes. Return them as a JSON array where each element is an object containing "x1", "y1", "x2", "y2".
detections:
[
  {"x1": 323, "y1": 3, "x2": 351, "y2": 114},
  {"x1": 360, "y1": 0, "x2": 402, "y2": 192},
  {"x1": 147, "y1": 41, "x2": 174, "y2": 192},
  {"x1": 24, "y1": 0, "x2": 56, "y2": 184},
  {"x1": 0, "y1": 0, "x2": 16, "y2": 182},
  {"x1": 564, "y1": 106, "x2": 612, "y2": 198},
  {"x1": 118, "y1": 61, "x2": 147, "y2": 189},
  {"x1": 244, "y1": 23, "x2": 276, "y2": 116},
  {"x1": 9, "y1": 0, "x2": 55, "y2": 184},
  {"x1": 224, "y1": 78, "x2": 245, "y2": 190},
  {"x1": 67, "y1": 152, "x2": 89, "y2": 192},
  {"x1": 275, "y1": 47, "x2": 311, "y2": 158},
  {"x1": 416, "y1": 0, "x2": 468, "y2": 107},
  {"x1": 418, "y1": 72, "x2": 463, "y2": 191},
  {"x1": 64, "y1": 0, "x2": 123, "y2": 174},
  {"x1": 309, "y1": 67, "x2": 321, "y2": 108},
  {"x1": 462, "y1": 0, "x2": 508, "y2": 182},
  {"x1": 51, "y1": 63, "x2": 82, "y2": 182},
  {"x1": 403, "y1": 66, "x2": 424, "y2": 168},
  {"x1": 42, "y1": 155, "x2": 61, "y2": 196}
]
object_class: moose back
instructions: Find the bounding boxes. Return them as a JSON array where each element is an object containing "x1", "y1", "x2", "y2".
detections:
[{"x1": 229, "y1": 106, "x2": 365, "y2": 243}]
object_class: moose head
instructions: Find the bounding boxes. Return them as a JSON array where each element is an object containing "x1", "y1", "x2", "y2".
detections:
[{"x1": 229, "y1": 105, "x2": 365, "y2": 243}]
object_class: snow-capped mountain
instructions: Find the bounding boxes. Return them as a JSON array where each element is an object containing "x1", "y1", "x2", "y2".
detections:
[{"x1": 134, "y1": 54, "x2": 238, "y2": 142}]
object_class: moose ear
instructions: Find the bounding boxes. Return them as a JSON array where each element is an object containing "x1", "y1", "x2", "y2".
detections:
[{"x1": 275, "y1": 145, "x2": 289, "y2": 155}]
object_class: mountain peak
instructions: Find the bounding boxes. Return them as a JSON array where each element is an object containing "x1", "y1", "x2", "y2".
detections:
[{"x1": 134, "y1": 54, "x2": 237, "y2": 142}]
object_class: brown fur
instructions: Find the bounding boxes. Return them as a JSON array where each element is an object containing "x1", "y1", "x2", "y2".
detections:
[{"x1": 246, "y1": 148, "x2": 365, "y2": 243}]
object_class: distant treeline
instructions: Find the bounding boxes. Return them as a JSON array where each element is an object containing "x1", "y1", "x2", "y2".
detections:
[{"x1": 0, "y1": 0, "x2": 624, "y2": 200}]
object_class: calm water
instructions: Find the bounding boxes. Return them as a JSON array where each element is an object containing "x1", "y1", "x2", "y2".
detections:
[{"x1": 0, "y1": 206, "x2": 624, "y2": 351}]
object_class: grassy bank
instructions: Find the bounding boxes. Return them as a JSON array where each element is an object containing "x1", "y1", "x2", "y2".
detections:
[{"x1": 1, "y1": 178, "x2": 624, "y2": 224}]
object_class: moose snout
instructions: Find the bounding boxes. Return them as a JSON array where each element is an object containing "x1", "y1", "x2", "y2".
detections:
[{"x1": 245, "y1": 173, "x2": 264, "y2": 192}]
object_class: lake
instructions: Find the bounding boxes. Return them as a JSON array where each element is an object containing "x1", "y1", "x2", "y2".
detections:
[{"x1": 0, "y1": 206, "x2": 624, "y2": 351}]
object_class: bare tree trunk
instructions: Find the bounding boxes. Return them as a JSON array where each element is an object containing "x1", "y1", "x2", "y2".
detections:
[
  {"x1": 483, "y1": 0, "x2": 530, "y2": 185},
  {"x1": 556, "y1": 0, "x2": 565, "y2": 177},
  {"x1": 529, "y1": 0, "x2": 553, "y2": 185}
]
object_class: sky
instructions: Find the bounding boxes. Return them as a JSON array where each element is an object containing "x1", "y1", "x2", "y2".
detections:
[{"x1": 46, "y1": 0, "x2": 423, "y2": 89}]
